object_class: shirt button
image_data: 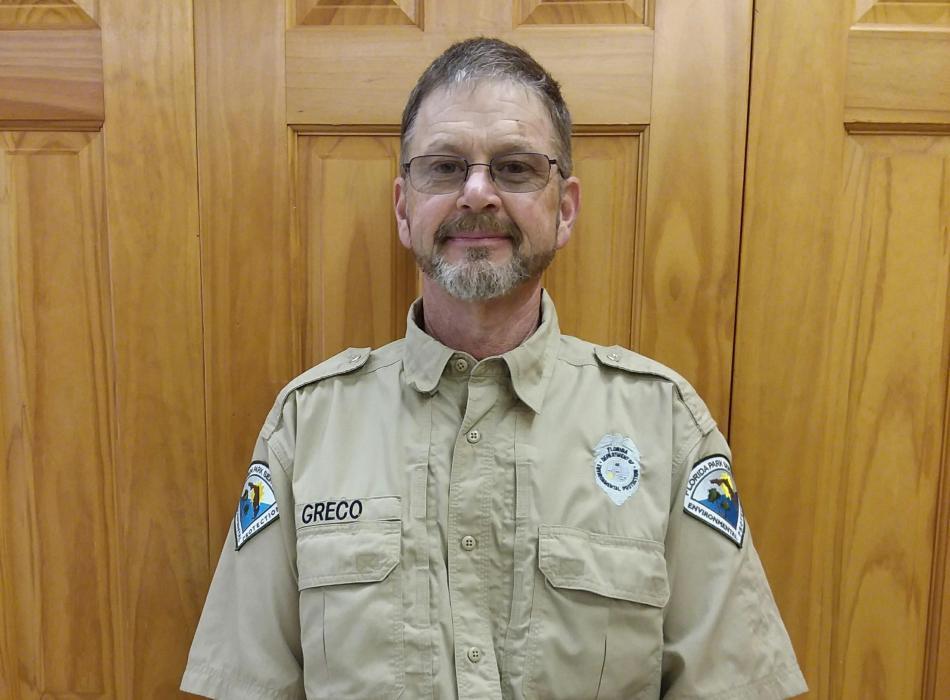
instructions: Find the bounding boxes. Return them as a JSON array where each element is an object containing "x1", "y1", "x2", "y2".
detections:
[
  {"x1": 460, "y1": 535, "x2": 477, "y2": 551},
  {"x1": 607, "y1": 351, "x2": 620, "y2": 362},
  {"x1": 467, "y1": 647, "x2": 482, "y2": 664},
  {"x1": 347, "y1": 353, "x2": 362, "y2": 363},
  {"x1": 454, "y1": 357, "x2": 469, "y2": 373},
  {"x1": 466, "y1": 429, "x2": 481, "y2": 444}
]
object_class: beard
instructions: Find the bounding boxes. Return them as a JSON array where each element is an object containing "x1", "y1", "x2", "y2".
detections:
[{"x1": 412, "y1": 212, "x2": 556, "y2": 301}]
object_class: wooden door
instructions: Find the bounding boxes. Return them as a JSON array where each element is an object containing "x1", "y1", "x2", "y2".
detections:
[
  {"x1": 733, "y1": 1, "x2": 950, "y2": 698},
  {"x1": 11, "y1": 1, "x2": 948, "y2": 698},
  {"x1": 0, "y1": 0, "x2": 207, "y2": 697}
]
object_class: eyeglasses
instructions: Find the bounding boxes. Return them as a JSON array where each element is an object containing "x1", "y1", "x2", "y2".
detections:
[{"x1": 402, "y1": 153, "x2": 564, "y2": 194}]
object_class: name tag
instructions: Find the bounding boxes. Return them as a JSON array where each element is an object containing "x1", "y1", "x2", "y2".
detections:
[{"x1": 296, "y1": 495, "x2": 401, "y2": 528}]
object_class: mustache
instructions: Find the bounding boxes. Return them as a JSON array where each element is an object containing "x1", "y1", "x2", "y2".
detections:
[{"x1": 434, "y1": 213, "x2": 523, "y2": 245}]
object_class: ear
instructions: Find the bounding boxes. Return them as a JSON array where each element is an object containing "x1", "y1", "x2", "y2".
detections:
[
  {"x1": 555, "y1": 175, "x2": 580, "y2": 249},
  {"x1": 394, "y1": 175, "x2": 412, "y2": 249}
]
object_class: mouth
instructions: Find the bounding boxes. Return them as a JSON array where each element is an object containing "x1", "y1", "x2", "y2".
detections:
[{"x1": 446, "y1": 231, "x2": 511, "y2": 243}]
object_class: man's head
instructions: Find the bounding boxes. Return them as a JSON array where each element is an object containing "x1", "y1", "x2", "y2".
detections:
[
  {"x1": 394, "y1": 38, "x2": 580, "y2": 303},
  {"x1": 400, "y1": 38, "x2": 573, "y2": 177}
]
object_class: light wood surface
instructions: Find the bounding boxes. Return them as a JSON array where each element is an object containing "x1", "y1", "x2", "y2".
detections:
[
  {"x1": 516, "y1": 0, "x2": 646, "y2": 25},
  {"x1": 99, "y1": 0, "x2": 206, "y2": 696},
  {"x1": 855, "y1": 0, "x2": 950, "y2": 25},
  {"x1": 0, "y1": 1, "x2": 97, "y2": 28},
  {"x1": 286, "y1": 27, "x2": 654, "y2": 126},
  {"x1": 0, "y1": 29, "x2": 103, "y2": 126},
  {"x1": 0, "y1": 130, "x2": 114, "y2": 697},
  {"x1": 846, "y1": 26, "x2": 950, "y2": 127},
  {"x1": 295, "y1": 133, "x2": 418, "y2": 362},
  {"x1": 194, "y1": 0, "x2": 297, "y2": 562},
  {"x1": 544, "y1": 133, "x2": 642, "y2": 348},
  {"x1": 639, "y1": 0, "x2": 751, "y2": 427},
  {"x1": 734, "y1": 1, "x2": 950, "y2": 698}
]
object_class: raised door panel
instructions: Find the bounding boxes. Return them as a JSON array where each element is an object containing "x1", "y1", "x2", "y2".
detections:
[
  {"x1": 0, "y1": 131, "x2": 115, "y2": 699},
  {"x1": 734, "y1": 1, "x2": 950, "y2": 697}
]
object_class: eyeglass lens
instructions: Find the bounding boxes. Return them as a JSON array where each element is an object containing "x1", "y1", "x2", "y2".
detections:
[{"x1": 407, "y1": 153, "x2": 553, "y2": 194}]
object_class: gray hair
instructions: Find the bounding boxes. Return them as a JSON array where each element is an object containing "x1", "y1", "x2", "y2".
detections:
[{"x1": 400, "y1": 37, "x2": 573, "y2": 176}]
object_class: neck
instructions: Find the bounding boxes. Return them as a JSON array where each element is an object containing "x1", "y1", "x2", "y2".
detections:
[{"x1": 420, "y1": 278, "x2": 543, "y2": 359}]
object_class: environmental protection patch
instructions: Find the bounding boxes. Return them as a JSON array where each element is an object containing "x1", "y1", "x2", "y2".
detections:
[
  {"x1": 683, "y1": 454, "x2": 745, "y2": 547},
  {"x1": 593, "y1": 433, "x2": 641, "y2": 506},
  {"x1": 234, "y1": 461, "x2": 279, "y2": 550}
]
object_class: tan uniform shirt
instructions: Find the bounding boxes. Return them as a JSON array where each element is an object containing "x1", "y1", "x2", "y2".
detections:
[{"x1": 182, "y1": 292, "x2": 807, "y2": 700}]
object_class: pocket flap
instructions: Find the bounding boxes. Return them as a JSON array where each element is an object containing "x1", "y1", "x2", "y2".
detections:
[
  {"x1": 297, "y1": 520, "x2": 400, "y2": 589},
  {"x1": 538, "y1": 525, "x2": 669, "y2": 607}
]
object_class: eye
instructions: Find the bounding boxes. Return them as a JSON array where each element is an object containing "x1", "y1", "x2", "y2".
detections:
[
  {"x1": 494, "y1": 156, "x2": 541, "y2": 179},
  {"x1": 428, "y1": 158, "x2": 464, "y2": 176}
]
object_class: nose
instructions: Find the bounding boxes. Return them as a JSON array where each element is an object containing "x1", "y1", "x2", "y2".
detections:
[{"x1": 457, "y1": 163, "x2": 501, "y2": 212}]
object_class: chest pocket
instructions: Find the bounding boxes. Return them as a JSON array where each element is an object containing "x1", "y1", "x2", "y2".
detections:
[
  {"x1": 525, "y1": 525, "x2": 669, "y2": 700},
  {"x1": 297, "y1": 509, "x2": 403, "y2": 699}
]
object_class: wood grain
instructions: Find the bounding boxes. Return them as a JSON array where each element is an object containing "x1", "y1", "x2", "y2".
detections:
[
  {"x1": 295, "y1": 0, "x2": 418, "y2": 26},
  {"x1": 0, "y1": 1, "x2": 97, "y2": 28},
  {"x1": 194, "y1": 0, "x2": 296, "y2": 570},
  {"x1": 831, "y1": 135, "x2": 949, "y2": 699},
  {"x1": 855, "y1": 1, "x2": 950, "y2": 25},
  {"x1": 543, "y1": 133, "x2": 641, "y2": 348},
  {"x1": 295, "y1": 134, "x2": 417, "y2": 363},
  {"x1": 98, "y1": 0, "x2": 206, "y2": 696},
  {"x1": 846, "y1": 27, "x2": 950, "y2": 126},
  {"x1": 735, "y1": 2, "x2": 950, "y2": 698},
  {"x1": 0, "y1": 131, "x2": 115, "y2": 698},
  {"x1": 286, "y1": 27, "x2": 653, "y2": 126},
  {"x1": 733, "y1": 1, "x2": 854, "y2": 696},
  {"x1": 638, "y1": 0, "x2": 751, "y2": 428},
  {"x1": 0, "y1": 29, "x2": 103, "y2": 126},
  {"x1": 516, "y1": 0, "x2": 645, "y2": 25}
]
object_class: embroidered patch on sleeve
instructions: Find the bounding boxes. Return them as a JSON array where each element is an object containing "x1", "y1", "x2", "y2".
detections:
[
  {"x1": 683, "y1": 454, "x2": 745, "y2": 547},
  {"x1": 234, "y1": 461, "x2": 279, "y2": 550}
]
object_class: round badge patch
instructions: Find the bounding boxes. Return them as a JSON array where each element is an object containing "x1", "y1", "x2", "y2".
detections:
[{"x1": 593, "y1": 434, "x2": 641, "y2": 506}]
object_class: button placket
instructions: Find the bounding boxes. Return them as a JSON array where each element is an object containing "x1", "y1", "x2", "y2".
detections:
[{"x1": 446, "y1": 367, "x2": 502, "y2": 696}]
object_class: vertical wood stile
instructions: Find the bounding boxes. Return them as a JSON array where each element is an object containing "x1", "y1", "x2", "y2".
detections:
[
  {"x1": 194, "y1": 0, "x2": 295, "y2": 565},
  {"x1": 640, "y1": 0, "x2": 752, "y2": 428},
  {"x1": 99, "y1": 0, "x2": 207, "y2": 695}
]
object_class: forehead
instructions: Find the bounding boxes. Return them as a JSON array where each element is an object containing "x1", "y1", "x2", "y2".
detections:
[{"x1": 410, "y1": 80, "x2": 555, "y2": 155}]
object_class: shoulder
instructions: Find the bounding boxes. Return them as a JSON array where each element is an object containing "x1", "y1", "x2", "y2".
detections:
[
  {"x1": 261, "y1": 340, "x2": 404, "y2": 438},
  {"x1": 558, "y1": 336, "x2": 716, "y2": 436}
]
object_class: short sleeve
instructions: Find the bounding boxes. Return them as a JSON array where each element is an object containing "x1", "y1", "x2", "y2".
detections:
[
  {"x1": 181, "y1": 429, "x2": 304, "y2": 700},
  {"x1": 661, "y1": 428, "x2": 808, "y2": 700}
]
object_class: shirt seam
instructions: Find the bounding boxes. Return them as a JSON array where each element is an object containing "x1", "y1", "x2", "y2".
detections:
[
  {"x1": 671, "y1": 664, "x2": 806, "y2": 700},
  {"x1": 182, "y1": 662, "x2": 303, "y2": 700}
]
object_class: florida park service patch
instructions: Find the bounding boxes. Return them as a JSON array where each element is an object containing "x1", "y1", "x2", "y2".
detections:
[
  {"x1": 683, "y1": 454, "x2": 745, "y2": 547},
  {"x1": 234, "y1": 461, "x2": 279, "y2": 550}
]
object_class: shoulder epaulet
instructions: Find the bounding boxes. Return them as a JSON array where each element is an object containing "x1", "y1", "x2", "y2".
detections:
[
  {"x1": 262, "y1": 347, "x2": 370, "y2": 436},
  {"x1": 594, "y1": 345, "x2": 715, "y2": 435}
]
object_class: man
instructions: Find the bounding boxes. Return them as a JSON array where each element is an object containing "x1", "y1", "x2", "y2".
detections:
[{"x1": 182, "y1": 38, "x2": 807, "y2": 700}]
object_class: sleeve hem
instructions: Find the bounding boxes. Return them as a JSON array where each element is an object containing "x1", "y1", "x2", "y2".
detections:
[
  {"x1": 181, "y1": 664, "x2": 304, "y2": 700},
  {"x1": 672, "y1": 665, "x2": 808, "y2": 700}
]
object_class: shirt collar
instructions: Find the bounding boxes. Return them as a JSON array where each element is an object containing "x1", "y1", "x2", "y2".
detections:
[{"x1": 402, "y1": 290, "x2": 561, "y2": 413}]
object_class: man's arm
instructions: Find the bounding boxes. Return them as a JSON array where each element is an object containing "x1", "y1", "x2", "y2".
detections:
[
  {"x1": 661, "y1": 428, "x2": 807, "y2": 700},
  {"x1": 181, "y1": 430, "x2": 304, "y2": 700}
]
